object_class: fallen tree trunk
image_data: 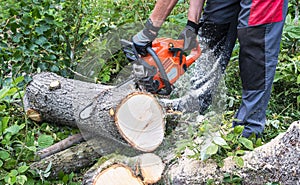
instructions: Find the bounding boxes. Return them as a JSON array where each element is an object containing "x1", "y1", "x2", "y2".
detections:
[
  {"x1": 26, "y1": 72, "x2": 300, "y2": 184},
  {"x1": 23, "y1": 72, "x2": 112, "y2": 127},
  {"x1": 164, "y1": 121, "x2": 300, "y2": 185},
  {"x1": 24, "y1": 72, "x2": 165, "y2": 154}
]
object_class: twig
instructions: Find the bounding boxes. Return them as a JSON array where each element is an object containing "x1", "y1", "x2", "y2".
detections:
[{"x1": 37, "y1": 133, "x2": 84, "y2": 159}]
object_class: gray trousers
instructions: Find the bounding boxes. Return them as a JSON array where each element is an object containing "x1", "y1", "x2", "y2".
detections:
[{"x1": 164, "y1": 0, "x2": 288, "y2": 137}]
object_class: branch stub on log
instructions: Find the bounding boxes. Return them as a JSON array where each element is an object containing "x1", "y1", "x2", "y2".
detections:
[
  {"x1": 26, "y1": 108, "x2": 42, "y2": 122},
  {"x1": 49, "y1": 80, "x2": 61, "y2": 91}
]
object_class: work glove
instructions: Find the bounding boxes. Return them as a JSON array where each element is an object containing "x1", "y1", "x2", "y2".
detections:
[
  {"x1": 178, "y1": 20, "x2": 201, "y2": 51},
  {"x1": 132, "y1": 18, "x2": 160, "y2": 56}
]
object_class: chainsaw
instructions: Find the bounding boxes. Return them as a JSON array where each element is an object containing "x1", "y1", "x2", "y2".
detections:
[{"x1": 120, "y1": 38, "x2": 201, "y2": 95}]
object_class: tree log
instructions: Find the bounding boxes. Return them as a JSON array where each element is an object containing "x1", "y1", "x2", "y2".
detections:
[
  {"x1": 30, "y1": 113, "x2": 185, "y2": 179},
  {"x1": 24, "y1": 72, "x2": 165, "y2": 154},
  {"x1": 30, "y1": 141, "x2": 100, "y2": 177},
  {"x1": 82, "y1": 153, "x2": 164, "y2": 185},
  {"x1": 164, "y1": 121, "x2": 300, "y2": 185},
  {"x1": 23, "y1": 72, "x2": 112, "y2": 127}
]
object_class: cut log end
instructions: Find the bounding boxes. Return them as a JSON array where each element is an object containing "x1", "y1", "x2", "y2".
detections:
[
  {"x1": 139, "y1": 153, "x2": 165, "y2": 184},
  {"x1": 87, "y1": 153, "x2": 164, "y2": 185},
  {"x1": 93, "y1": 164, "x2": 144, "y2": 185},
  {"x1": 115, "y1": 92, "x2": 165, "y2": 152}
]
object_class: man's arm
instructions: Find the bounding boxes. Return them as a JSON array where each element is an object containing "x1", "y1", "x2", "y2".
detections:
[
  {"x1": 188, "y1": 0, "x2": 205, "y2": 23},
  {"x1": 132, "y1": 0, "x2": 206, "y2": 54},
  {"x1": 149, "y1": 0, "x2": 179, "y2": 27},
  {"x1": 149, "y1": 0, "x2": 205, "y2": 27}
]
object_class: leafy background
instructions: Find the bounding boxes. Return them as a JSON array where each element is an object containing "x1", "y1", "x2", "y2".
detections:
[{"x1": 0, "y1": 0, "x2": 299, "y2": 184}]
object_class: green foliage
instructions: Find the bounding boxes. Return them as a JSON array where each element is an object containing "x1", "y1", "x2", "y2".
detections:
[
  {"x1": 222, "y1": 173, "x2": 242, "y2": 185},
  {"x1": 176, "y1": 115, "x2": 260, "y2": 168}
]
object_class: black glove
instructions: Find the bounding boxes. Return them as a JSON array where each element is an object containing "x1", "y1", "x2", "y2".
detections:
[
  {"x1": 178, "y1": 20, "x2": 201, "y2": 51},
  {"x1": 132, "y1": 18, "x2": 160, "y2": 56}
]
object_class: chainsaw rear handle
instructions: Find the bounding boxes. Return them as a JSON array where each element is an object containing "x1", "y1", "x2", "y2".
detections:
[
  {"x1": 146, "y1": 47, "x2": 172, "y2": 95},
  {"x1": 186, "y1": 40, "x2": 202, "y2": 67}
]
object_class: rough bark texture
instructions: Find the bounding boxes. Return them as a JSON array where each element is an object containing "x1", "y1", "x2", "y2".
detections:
[
  {"x1": 23, "y1": 72, "x2": 112, "y2": 127},
  {"x1": 164, "y1": 121, "x2": 300, "y2": 185},
  {"x1": 31, "y1": 141, "x2": 100, "y2": 177},
  {"x1": 24, "y1": 72, "x2": 161, "y2": 154}
]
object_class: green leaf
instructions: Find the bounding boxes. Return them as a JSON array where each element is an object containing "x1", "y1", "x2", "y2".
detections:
[
  {"x1": 44, "y1": 161, "x2": 52, "y2": 177},
  {"x1": 10, "y1": 169, "x2": 18, "y2": 176},
  {"x1": 22, "y1": 15, "x2": 34, "y2": 26},
  {"x1": 13, "y1": 76, "x2": 24, "y2": 85},
  {"x1": 233, "y1": 156, "x2": 244, "y2": 167},
  {"x1": 31, "y1": 7, "x2": 41, "y2": 18},
  {"x1": 255, "y1": 138, "x2": 263, "y2": 147},
  {"x1": 27, "y1": 146, "x2": 37, "y2": 152},
  {"x1": 0, "y1": 160, "x2": 3, "y2": 168},
  {"x1": 221, "y1": 145, "x2": 231, "y2": 149},
  {"x1": 38, "y1": 135, "x2": 54, "y2": 148},
  {"x1": 17, "y1": 165, "x2": 29, "y2": 174},
  {"x1": 35, "y1": 36, "x2": 48, "y2": 46},
  {"x1": 213, "y1": 136, "x2": 228, "y2": 146},
  {"x1": 50, "y1": 65, "x2": 59, "y2": 72},
  {"x1": 0, "y1": 150, "x2": 10, "y2": 160},
  {"x1": 205, "y1": 143, "x2": 219, "y2": 155},
  {"x1": 0, "y1": 87, "x2": 10, "y2": 100},
  {"x1": 16, "y1": 175, "x2": 27, "y2": 185},
  {"x1": 62, "y1": 174, "x2": 69, "y2": 183},
  {"x1": 234, "y1": 125, "x2": 244, "y2": 134},
  {"x1": 29, "y1": 44, "x2": 38, "y2": 51},
  {"x1": 6, "y1": 87, "x2": 18, "y2": 97},
  {"x1": 12, "y1": 33, "x2": 22, "y2": 43},
  {"x1": 0, "y1": 117, "x2": 10, "y2": 133},
  {"x1": 35, "y1": 24, "x2": 51, "y2": 35},
  {"x1": 5, "y1": 125, "x2": 21, "y2": 135},
  {"x1": 235, "y1": 150, "x2": 245, "y2": 156},
  {"x1": 238, "y1": 137, "x2": 254, "y2": 150}
]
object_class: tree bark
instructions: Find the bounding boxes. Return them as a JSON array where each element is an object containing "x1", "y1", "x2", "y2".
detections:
[
  {"x1": 24, "y1": 72, "x2": 165, "y2": 153},
  {"x1": 23, "y1": 72, "x2": 112, "y2": 127},
  {"x1": 30, "y1": 141, "x2": 100, "y2": 177}
]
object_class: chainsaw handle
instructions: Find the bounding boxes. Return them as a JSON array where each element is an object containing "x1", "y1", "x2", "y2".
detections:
[
  {"x1": 146, "y1": 47, "x2": 172, "y2": 95},
  {"x1": 186, "y1": 41, "x2": 202, "y2": 67}
]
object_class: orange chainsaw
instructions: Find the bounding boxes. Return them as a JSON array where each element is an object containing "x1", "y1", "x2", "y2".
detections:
[{"x1": 120, "y1": 38, "x2": 201, "y2": 95}]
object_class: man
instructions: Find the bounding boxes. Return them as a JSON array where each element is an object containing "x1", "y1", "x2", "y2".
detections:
[{"x1": 132, "y1": 0, "x2": 288, "y2": 137}]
